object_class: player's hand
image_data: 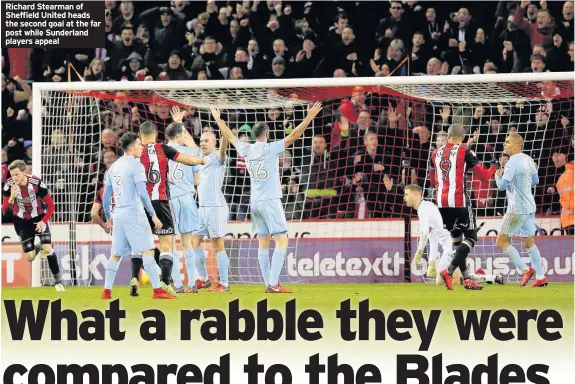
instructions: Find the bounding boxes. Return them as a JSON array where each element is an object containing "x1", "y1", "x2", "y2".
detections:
[
  {"x1": 152, "y1": 215, "x2": 163, "y2": 230},
  {"x1": 306, "y1": 102, "x2": 323, "y2": 120},
  {"x1": 106, "y1": 219, "x2": 113, "y2": 233},
  {"x1": 209, "y1": 105, "x2": 221, "y2": 121},
  {"x1": 10, "y1": 183, "x2": 19, "y2": 200},
  {"x1": 35, "y1": 221, "x2": 46, "y2": 233},
  {"x1": 414, "y1": 249, "x2": 423, "y2": 266},
  {"x1": 170, "y1": 106, "x2": 187, "y2": 123}
]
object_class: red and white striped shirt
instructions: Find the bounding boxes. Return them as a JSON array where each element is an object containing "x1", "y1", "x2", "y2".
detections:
[
  {"x1": 140, "y1": 143, "x2": 180, "y2": 201},
  {"x1": 430, "y1": 144, "x2": 495, "y2": 208},
  {"x1": 2, "y1": 175, "x2": 55, "y2": 222}
]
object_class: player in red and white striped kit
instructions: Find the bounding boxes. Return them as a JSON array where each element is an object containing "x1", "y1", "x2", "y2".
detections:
[
  {"x1": 2, "y1": 160, "x2": 64, "y2": 291},
  {"x1": 137, "y1": 121, "x2": 205, "y2": 296},
  {"x1": 430, "y1": 125, "x2": 497, "y2": 290}
]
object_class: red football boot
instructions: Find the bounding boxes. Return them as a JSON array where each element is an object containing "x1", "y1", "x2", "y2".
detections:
[
  {"x1": 195, "y1": 279, "x2": 212, "y2": 289},
  {"x1": 266, "y1": 284, "x2": 292, "y2": 294},
  {"x1": 101, "y1": 289, "x2": 112, "y2": 300},
  {"x1": 464, "y1": 279, "x2": 484, "y2": 290},
  {"x1": 440, "y1": 270, "x2": 453, "y2": 291},
  {"x1": 531, "y1": 277, "x2": 549, "y2": 288},
  {"x1": 153, "y1": 288, "x2": 177, "y2": 299},
  {"x1": 209, "y1": 283, "x2": 231, "y2": 292},
  {"x1": 520, "y1": 267, "x2": 535, "y2": 287}
]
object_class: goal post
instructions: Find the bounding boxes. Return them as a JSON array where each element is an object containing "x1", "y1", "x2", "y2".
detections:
[{"x1": 32, "y1": 72, "x2": 575, "y2": 288}]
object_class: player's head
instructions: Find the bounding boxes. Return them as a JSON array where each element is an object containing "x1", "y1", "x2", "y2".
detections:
[
  {"x1": 499, "y1": 153, "x2": 510, "y2": 168},
  {"x1": 8, "y1": 160, "x2": 28, "y2": 185},
  {"x1": 139, "y1": 121, "x2": 157, "y2": 142},
  {"x1": 200, "y1": 131, "x2": 217, "y2": 155},
  {"x1": 403, "y1": 184, "x2": 423, "y2": 208},
  {"x1": 166, "y1": 122, "x2": 186, "y2": 145},
  {"x1": 503, "y1": 133, "x2": 524, "y2": 155},
  {"x1": 447, "y1": 124, "x2": 466, "y2": 144},
  {"x1": 252, "y1": 122, "x2": 270, "y2": 142},
  {"x1": 119, "y1": 132, "x2": 143, "y2": 158}
]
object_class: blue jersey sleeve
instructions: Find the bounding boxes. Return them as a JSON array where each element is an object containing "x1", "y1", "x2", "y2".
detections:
[
  {"x1": 236, "y1": 141, "x2": 250, "y2": 158},
  {"x1": 531, "y1": 167, "x2": 539, "y2": 185},
  {"x1": 136, "y1": 181, "x2": 156, "y2": 216},
  {"x1": 103, "y1": 172, "x2": 113, "y2": 221},
  {"x1": 269, "y1": 139, "x2": 286, "y2": 155}
]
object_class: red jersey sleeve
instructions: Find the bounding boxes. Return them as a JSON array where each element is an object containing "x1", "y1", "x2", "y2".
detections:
[{"x1": 162, "y1": 144, "x2": 180, "y2": 161}]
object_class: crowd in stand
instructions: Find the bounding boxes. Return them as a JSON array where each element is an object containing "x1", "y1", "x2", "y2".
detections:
[{"x1": 1, "y1": 1, "x2": 574, "y2": 231}]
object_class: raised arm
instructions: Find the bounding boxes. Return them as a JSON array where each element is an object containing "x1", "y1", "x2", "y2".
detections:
[
  {"x1": 209, "y1": 105, "x2": 238, "y2": 147},
  {"x1": 284, "y1": 102, "x2": 323, "y2": 148},
  {"x1": 171, "y1": 106, "x2": 198, "y2": 151},
  {"x1": 218, "y1": 135, "x2": 228, "y2": 161}
]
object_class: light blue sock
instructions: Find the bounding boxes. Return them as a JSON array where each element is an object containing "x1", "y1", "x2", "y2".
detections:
[
  {"x1": 194, "y1": 248, "x2": 208, "y2": 280},
  {"x1": 526, "y1": 246, "x2": 545, "y2": 278},
  {"x1": 504, "y1": 245, "x2": 529, "y2": 273},
  {"x1": 258, "y1": 248, "x2": 270, "y2": 286},
  {"x1": 143, "y1": 257, "x2": 161, "y2": 289},
  {"x1": 269, "y1": 247, "x2": 287, "y2": 286},
  {"x1": 184, "y1": 249, "x2": 196, "y2": 288},
  {"x1": 216, "y1": 250, "x2": 229, "y2": 286},
  {"x1": 171, "y1": 247, "x2": 183, "y2": 288},
  {"x1": 104, "y1": 258, "x2": 120, "y2": 290}
]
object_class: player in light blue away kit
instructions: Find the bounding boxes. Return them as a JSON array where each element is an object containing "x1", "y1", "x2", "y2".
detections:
[
  {"x1": 210, "y1": 102, "x2": 323, "y2": 293},
  {"x1": 495, "y1": 133, "x2": 548, "y2": 288},
  {"x1": 166, "y1": 107, "x2": 202, "y2": 293},
  {"x1": 101, "y1": 132, "x2": 175, "y2": 300},
  {"x1": 191, "y1": 130, "x2": 230, "y2": 292}
]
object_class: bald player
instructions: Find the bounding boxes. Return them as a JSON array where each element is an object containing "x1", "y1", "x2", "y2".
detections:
[
  {"x1": 495, "y1": 133, "x2": 547, "y2": 288},
  {"x1": 191, "y1": 130, "x2": 230, "y2": 292},
  {"x1": 431, "y1": 124, "x2": 496, "y2": 290}
]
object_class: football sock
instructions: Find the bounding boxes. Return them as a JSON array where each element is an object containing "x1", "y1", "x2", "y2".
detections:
[
  {"x1": 194, "y1": 248, "x2": 208, "y2": 280},
  {"x1": 504, "y1": 245, "x2": 528, "y2": 273},
  {"x1": 269, "y1": 247, "x2": 287, "y2": 287},
  {"x1": 131, "y1": 255, "x2": 143, "y2": 281},
  {"x1": 159, "y1": 252, "x2": 173, "y2": 285},
  {"x1": 526, "y1": 245, "x2": 545, "y2": 278},
  {"x1": 171, "y1": 247, "x2": 183, "y2": 288},
  {"x1": 216, "y1": 250, "x2": 229, "y2": 286},
  {"x1": 143, "y1": 257, "x2": 161, "y2": 289},
  {"x1": 257, "y1": 248, "x2": 270, "y2": 287},
  {"x1": 184, "y1": 249, "x2": 196, "y2": 288},
  {"x1": 46, "y1": 251, "x2": 61, "y2": 284},
  {"x1": 104, "y1": 259, "x2": 119, "y2": 290}
]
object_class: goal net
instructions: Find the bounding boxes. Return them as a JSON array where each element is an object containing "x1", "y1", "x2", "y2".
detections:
[{"x1": 33, "y1": 73, "x2": 575, "y2": 287}]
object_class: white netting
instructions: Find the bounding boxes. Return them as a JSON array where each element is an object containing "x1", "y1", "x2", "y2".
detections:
[{"x1": 35, "y1": 74, "x2": 574, "y2": 287}]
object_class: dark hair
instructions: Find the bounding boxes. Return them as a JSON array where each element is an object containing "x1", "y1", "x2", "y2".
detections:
[
  {"x1": 530, "y1": 53, "x2": 546, "y2": 63},
  {"x1": 252, "y1": 122, "x2": 269, "y2": 139},
  {"x1": 499, "y1": 153, "x2": 510, "y2": 159},
  {"x1": 335, "y1": 12, "x2": 348, "y2": 23},
  {"x1": 166, "y1": 122, "x2": 185, "y2": 140},
  {"x1": 8, "y1": 159, "x2": 26, "y2": 172},
  {"x1": 139, "y1": 121, "x2": 157, "y2": 135},
  {"x1": 119, "y1": 132, "x2": 139, "y2": 151},
  {"x1": 405, "y1": 184, "x2": 422, "y2": 194}
]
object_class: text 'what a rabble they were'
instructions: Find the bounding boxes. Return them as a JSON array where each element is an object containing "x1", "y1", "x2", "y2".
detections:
[{"x1": 3, "y1": 299, "x2": 563, "y2": 349}]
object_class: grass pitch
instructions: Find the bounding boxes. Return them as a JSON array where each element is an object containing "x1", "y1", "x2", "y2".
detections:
[{"x1": 2, "y1": 283, "x2": 573, "y2": 317}]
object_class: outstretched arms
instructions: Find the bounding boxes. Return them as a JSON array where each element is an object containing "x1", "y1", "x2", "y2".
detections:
[{"x1": 284, "y1": 102, "x2": 323, "y2": 148}]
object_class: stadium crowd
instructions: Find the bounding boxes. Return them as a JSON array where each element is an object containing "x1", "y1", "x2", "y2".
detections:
[{"x1": 1, "y1": 0, "x2": 574, "y2": 232}]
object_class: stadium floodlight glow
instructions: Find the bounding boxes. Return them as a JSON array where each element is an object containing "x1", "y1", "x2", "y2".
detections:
[{"x1": 32, "y1": 72, "x2": 574, "y2": 288}]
